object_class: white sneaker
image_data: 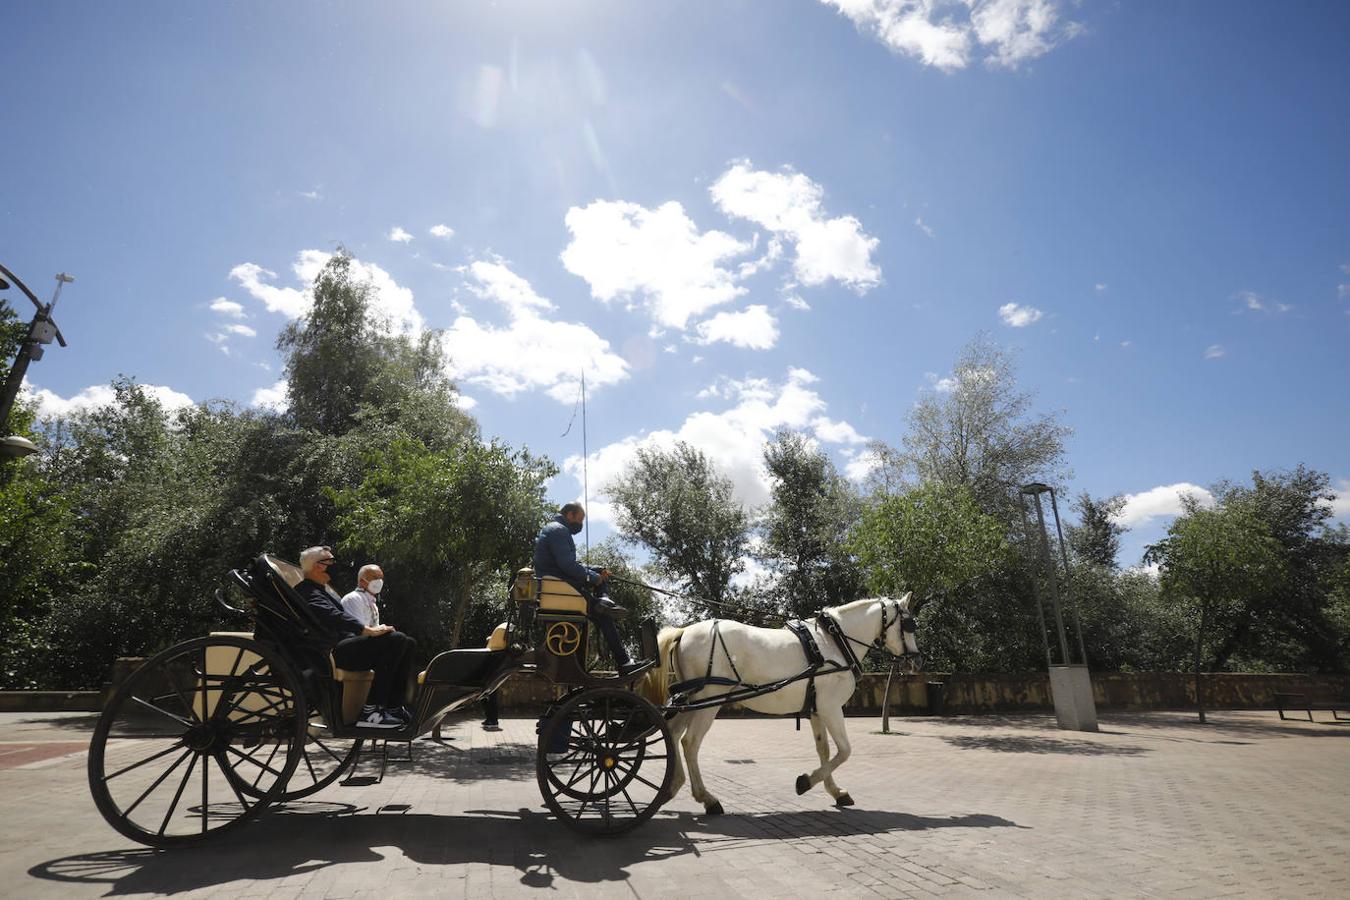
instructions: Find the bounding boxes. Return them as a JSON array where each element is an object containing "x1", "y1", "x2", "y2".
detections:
[{"x1": 356, "y1": 707, "x2": 403, "y2": 729}]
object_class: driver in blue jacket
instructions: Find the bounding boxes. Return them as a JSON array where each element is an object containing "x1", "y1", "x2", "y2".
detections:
[{"x1": 533, "y1": 503, "x2": 645, "y2": 675}]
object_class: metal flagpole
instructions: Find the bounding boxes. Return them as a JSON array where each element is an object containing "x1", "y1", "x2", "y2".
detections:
[{"x1": 581, "y1": 368, "x2": 589, "y2": 560}]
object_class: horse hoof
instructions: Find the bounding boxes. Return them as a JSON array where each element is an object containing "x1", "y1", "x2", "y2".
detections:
[
  {"x1": 795, "y1": 774, "x2": 811, "y2": 795},
  {"x1": 705, "y1": 801, "x2": 724, "y2": 816},
  {"x1": 835, "y1": 793, "x2": 855, "y2": 807}
]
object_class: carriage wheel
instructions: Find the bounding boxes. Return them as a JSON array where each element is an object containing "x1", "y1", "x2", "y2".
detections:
[
  {"x1": 88, "y1": 635, "x2": 307, "y2": 848},
  {"x1": 536, "y1": 687, "x2": 674, "y2": 835},
  {"x1": 231, "y1": 714, "x2": 361, "y2": 801}
]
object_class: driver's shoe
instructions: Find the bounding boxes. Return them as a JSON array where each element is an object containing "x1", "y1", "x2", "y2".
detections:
[
  {"x1": 617, "y1": 659, "x2": 652, "y2": 676},
  {"x1": 594, "y1": 597, "x2": 629, "y2": 619}
]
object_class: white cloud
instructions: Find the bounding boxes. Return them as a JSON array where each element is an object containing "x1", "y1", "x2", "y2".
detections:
[
  {"x1": 452, "y1": 392, "x2": 478, "y2": 411},
  {"x1": 251, "y1": 380, "x2": 289, "y2": 413},
  {"x1": 209, "y1": 298, "x2": 246, "y2": 319},
  {"x1": 1234, "y1": 289, "x2": 1291, "y2": 314},
  {"x1": 1204, "y1": 344, "x2": 1225, "y2": 360},
  {"x1": 821, "y1": 0, "x2": 1080, "y2": 71},
  {"x1": 564, "y1": 368, "x2": 865, "y2": 523},
  {"x1": 225, "y1": 324, "x2": 257, "y2": 338},
  {"x1": 841, "y1": 446, "x2": 883, "y2": 482},
  {"x1": 26, "y1": 382, "x2": 194, "y2": 419},
  {"x1": 561, "y1": 200, "x2": 750, "y2": 330},
  {"x1": 231, "y1": 251, "x2": 423, "y2": 334},
  {"x1": 999, "y1": 302, "x2": 1043, "y2": 327},
  {"x1": 924, "y1": 371, "x2": 958, "y2": 393},
  {"x1": 388, "y1": 226, "x2": 413, "y2": 243},
  {"x1": 1322, "y1": 479, "x2": 1350, "y2": 520},
  {"x1": 429, "y1": 224, "x2": 455, "y2": 240},
  {"x1": 298, "y1": 189, "x2": 322, "y2": 202},
  {"x1": 812, "y1": 416, "x2": 868, "y2": 444},
  {"x1": 784, "y1": 293, "x2": 811, "y2": 311},
  {"x1": 710, "y1": 162, "x2": 880, "y2": 292},
  {"x1": 914, "y1": 216, "x2": 934, "y2": 238},
  {"x1": 1094, "y1": 283, "x2": 1107, "y2": 293},
  {"x1": 1115, "y1": 483, "x2": 1216, "y2": 529},
  {"x1": 442, "y1": 259, "x2": 628, "y2": 403},
  {"x1": 694, "y1": 305, "x2": 780, "y2": 350}
]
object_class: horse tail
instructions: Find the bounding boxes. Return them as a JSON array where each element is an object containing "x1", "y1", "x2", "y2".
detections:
[{"x1": 636, "y1": 625, "x2": 685, "y2": 707}]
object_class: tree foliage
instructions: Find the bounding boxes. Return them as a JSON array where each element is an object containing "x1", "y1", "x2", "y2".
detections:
[
  {"x1": 1067, "y1": 492, "x2": 1126, "y2": 568},
  {"x1": 759, "y1": 430, "x2": 864, "y2": 618},
  {"x1": 606, "y1": 442, "x2": 750, "y2": 614},
  {"x1": 871, "y1": 335, "x2": 1070, "y2": 522}
]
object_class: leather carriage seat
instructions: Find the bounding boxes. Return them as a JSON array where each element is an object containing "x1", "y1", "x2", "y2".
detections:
[{"x1": 512, "y1": 567, "x2": 588, "y2": 614}]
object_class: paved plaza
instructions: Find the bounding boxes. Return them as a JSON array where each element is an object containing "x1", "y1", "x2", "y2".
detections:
[{"x1": 1, "y1": 708, "x2": 1347, "y2": 898}]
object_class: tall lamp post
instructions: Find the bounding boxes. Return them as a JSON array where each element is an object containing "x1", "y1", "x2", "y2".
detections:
[
  {"x1": 1019, "y1": 482, "x2": 1098, "y2": 732},
  {"x1": 0, "y1": 263, "x2": 72, "y2": 459}
]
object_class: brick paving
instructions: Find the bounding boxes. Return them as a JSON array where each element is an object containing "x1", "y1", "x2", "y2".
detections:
[{"x1": 1, "y1": 709, "x2": 1348, "y2": 898}]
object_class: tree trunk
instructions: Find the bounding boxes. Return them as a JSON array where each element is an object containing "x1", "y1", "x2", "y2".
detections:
[
  {"x1": 1194, "y1": 601, "x2": 1209, "y2": 725},
  {"x1": 449, "y1": 570, "x2": 473, "y2": 649},
  {"x1": 881, "y1": 661, "x2": 897, "y2": 734}
]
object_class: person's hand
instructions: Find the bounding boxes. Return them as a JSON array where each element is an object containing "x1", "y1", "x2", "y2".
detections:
[{"x1": 363, "y1": 624, "x2": 393, "y2": 637}]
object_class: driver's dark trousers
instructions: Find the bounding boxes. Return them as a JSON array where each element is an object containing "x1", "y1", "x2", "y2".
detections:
[
  {"x1": 333, "y1": 631, "x2": 416, "y2": 707},
  {"x1": 569, "y1": 582, "x2": 632, "y2": 667}
]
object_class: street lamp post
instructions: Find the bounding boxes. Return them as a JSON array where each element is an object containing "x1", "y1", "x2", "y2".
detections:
[
  {"x1": 1019, "y1": 482, "x2": 1098, "y2": 732},
  {"x1": 0, "y1": 264, "x2": 71, "y2": 459}
]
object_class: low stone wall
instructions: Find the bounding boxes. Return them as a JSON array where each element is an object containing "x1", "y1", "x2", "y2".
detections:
[{"x1": 44, "y1": 660, "x2": 1350, "y2": 717}]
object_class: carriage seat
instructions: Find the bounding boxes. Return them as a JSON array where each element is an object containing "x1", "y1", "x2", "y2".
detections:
[
  {"x1": 512, "y1": 567, "x2": 588, "y2": 614},
  {"x1": 418, "y1": 648, "x2": 507, "y2": 686}
]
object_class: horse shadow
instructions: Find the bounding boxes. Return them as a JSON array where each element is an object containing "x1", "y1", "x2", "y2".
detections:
[{"x1": 27, "y1": 801, "x2": 1022, "y2": 894}]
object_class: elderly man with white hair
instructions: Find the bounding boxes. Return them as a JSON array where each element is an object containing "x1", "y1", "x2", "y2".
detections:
[{"x1": 294, "y1": 546, "x2": 415, "y2": 730}]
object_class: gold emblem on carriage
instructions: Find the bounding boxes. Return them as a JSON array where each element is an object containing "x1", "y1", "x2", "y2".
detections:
[{"x1": 545, "y1": 621, "x2": 583, "y2": 656}]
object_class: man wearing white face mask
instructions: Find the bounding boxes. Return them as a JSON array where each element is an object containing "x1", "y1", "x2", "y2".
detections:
[{"x1": 341, "y1": 564, "x2": 385, "y2": 628}]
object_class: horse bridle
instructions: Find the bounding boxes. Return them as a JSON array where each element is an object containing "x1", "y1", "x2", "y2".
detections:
[{"x1": 827, "y1": 598, "x2": 923, "y2": 674}]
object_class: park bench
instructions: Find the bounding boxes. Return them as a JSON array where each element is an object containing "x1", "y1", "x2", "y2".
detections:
[{"x1": 1273, "y1": 691, "x2": 1348, "y2": 722}]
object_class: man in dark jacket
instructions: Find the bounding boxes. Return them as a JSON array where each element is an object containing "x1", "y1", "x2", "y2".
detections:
[
  {"x1": 295, "y1": 546, "x2": 415, "y2": 729},
  {"x1": 533, "y1": 503, "x2": 643, "y2": 674}
]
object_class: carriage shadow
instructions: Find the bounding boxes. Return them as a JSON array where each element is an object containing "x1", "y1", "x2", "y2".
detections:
[{"x1": 28, "y1": 801, "x2": 1022, "y2": 894}]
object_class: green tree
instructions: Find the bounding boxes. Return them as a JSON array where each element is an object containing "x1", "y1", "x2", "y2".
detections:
[
  {"x1": 332, "y1": 436, "x2": 555, "y2": 648},
  {"x1": 872, "y1": 334, "x2": 1071, "y2": 522},
  {"x1": 759, "y1": 430, "x2": 864, "y2": 618},
  {"x1": 606, "y1": 442, "x2": 750, "y2": 615},
  {"x1": 1144, "y1": 500, "x2": 1285, "y2": 722},
  {"x1": 1067, "y1": 492, "x2": 1127, "y2": 569},
  {"x1": 278, "y1": 251, "x2": 474, "y2": 446}
]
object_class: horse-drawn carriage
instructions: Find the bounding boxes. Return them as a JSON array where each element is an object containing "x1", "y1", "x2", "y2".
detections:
[
  {"x1": 87, "y1": 553, "x2": 922, "y2": 848},
  {"x1": 87, "y1": 554, "x2": 674, "y2": 847}
]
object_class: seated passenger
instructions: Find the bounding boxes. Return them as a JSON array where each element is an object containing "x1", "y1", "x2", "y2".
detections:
[
  {"x1": 341, "y1": 563, "x2": 384, "y2": 628},
  {"x1": 532, "y1": 503, "x2": 647, "y2": 675},
  {"x1": 294, "y1": 546, "x2": 415, "y2": 730}
]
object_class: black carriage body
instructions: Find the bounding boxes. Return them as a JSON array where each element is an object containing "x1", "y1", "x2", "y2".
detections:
[{"x1": 87, "y1": 555, "x2": 673, "y2": 848}]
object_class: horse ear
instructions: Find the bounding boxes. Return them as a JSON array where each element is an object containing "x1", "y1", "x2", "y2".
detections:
[{"x1": 899, "y1": 591, "x2": 914, "y2": 613}]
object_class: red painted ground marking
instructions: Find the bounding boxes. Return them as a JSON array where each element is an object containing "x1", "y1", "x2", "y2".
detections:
[{"x1": 0, "y1": 742, "x2": 89, "y2": 770}]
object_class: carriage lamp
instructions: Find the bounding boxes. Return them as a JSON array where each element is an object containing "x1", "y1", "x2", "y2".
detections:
[
  {"x1": 0, "y1": 266, "x2": 72, "y2": 458},
  {"x1": 1019, "y1": 482, "x2": 1098, "y2": 732}
]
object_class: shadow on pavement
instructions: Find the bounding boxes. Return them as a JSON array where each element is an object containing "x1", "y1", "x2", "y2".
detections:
[
  {"x1": 939, "y1": 734, "x2": 1149, "y2": 755},
  {"x1": 27, "y1": 801, "x2": 1022, "y2": 894}
]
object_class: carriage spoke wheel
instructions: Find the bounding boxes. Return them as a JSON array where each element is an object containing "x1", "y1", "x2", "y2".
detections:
[
  {"x1": 88, "y1": 635, "x2": 306, "y2": 848},
  {"x1": 537, "y1": 688, "x2": 673, "y2": 835},
  {"x1": 232, "y1": 715, "x2": 360, "y2": 802}
]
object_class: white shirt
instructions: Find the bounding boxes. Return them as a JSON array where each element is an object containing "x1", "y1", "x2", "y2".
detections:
[{"x1": 341, "y1": 588, "x2": 381, "y2": 627}]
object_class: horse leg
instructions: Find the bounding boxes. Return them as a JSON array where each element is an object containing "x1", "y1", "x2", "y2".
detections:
[
  {"x1": 681, "y1": 708, "x2": 724, "y2": 816},
  {"x1": 796, "y1": 704, "x2": 852, "y2": 806},
  {"x1": 661, "y1": 713, "x2": 688, "y2": 805},
  {"x1": 807, "y1": 713, "x2": 848, "y2": 804}
]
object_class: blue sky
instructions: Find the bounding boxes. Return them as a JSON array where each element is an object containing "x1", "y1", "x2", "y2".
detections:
[{"x1": 4, "y1": 1, "x2": 1348, "y2": 566}]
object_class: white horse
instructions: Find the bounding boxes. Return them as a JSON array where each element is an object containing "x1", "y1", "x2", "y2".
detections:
[{"x1": 640, "y1": 595, "x2": 920, "y2": 814}]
